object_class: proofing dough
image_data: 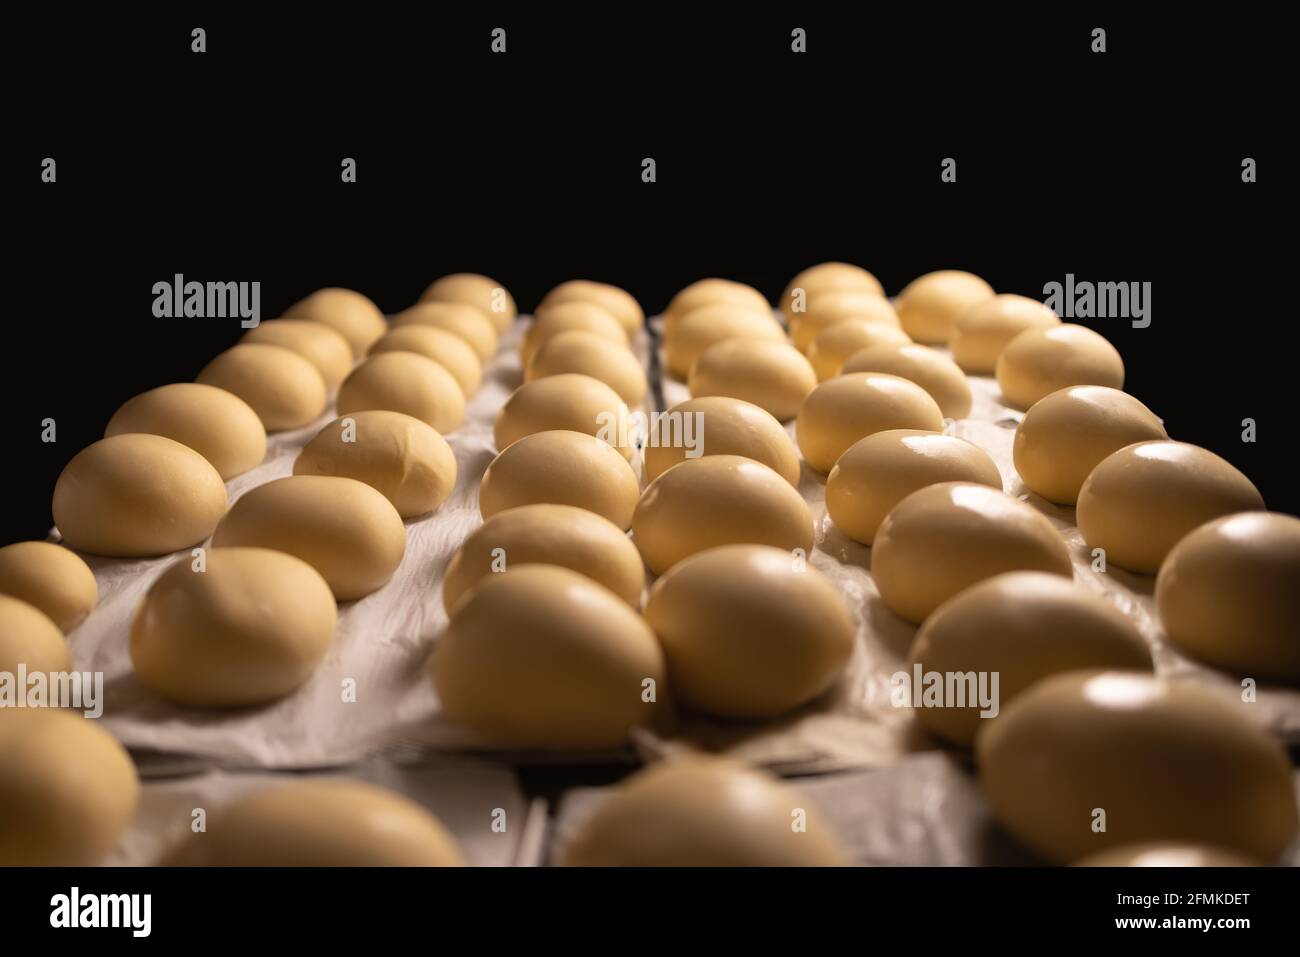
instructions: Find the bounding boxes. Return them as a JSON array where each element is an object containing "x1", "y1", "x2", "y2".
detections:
[
  {"x1": 643, "y1": 396, "x2": 800, "y2": 485},
  {"x1": 1155, "y1": 512, "x2": 1300, "y2": 681},
  {"x1": 0, "y1": 593, "x2": 72, "y2": 676},
  {"x1": 538, "y1": 279, "x2": 644, "y2": 338},
  {"x1": 795, "y1": 372, "x2": 945, "y2": 473},
  {"x1": 430, "y1": 565, "x2": 665, "y2": 750},
  {"x1": 419, "y1": 273, "x2": 516, "y2": 333},
  {"x1": 976, "y1": 670, "x2": 1299, "y2": 864},
  {"x1": 826, "y1": 430, "x2": 1002, "y2": 545},
  {"x1": 294, "y1": 410, "x2": 458, "y2": 518},
  {"x1": 632, "y1": 455, "x2": 814, "y2": 576},
  {"x1": 687, "y1": 338, "x2": 816, "y2": 422},
  {"x1": 526, "y1": 330, "x2": 648, "y2": 406},
  {"x1": 664, "y1": 278, "x2": 770, "y2": 323},
  {"x1": 781, "y1": 262, "x2": 884, "y2": 323},
  {"x1": 281, "y1": 287, "x2": 387, "y2": 357},
  {"x1": 212, "y1": 476, "x2": 406, "y2": 601},
  {"x1": 996, "y1": 324, "x2": 1125, "y2": 409},
  {"x1": 53, "y1": 434, "x2": 228, "y2": 558},
  {"x1": 791, "y1": 290, "x2": 899, "y2": 352},
  {"x1": 807, "y1": 320, "x2": 912, "y2": 381},
  {"x1": 949, "y1": 294, "x2": 1060, "y2": 373},
  {"x1": 872, "y1": 482, "x2": 1073, "y2": 623},
  {"x1": 896, "y1": 270, "x2": 994, "y2": 344},
  {"x1": 105, "y1": 381, "x2": 268, "y2": 480},
  {"x1": 521, "y1": 301, "x2": 628, "y2": 366},
  {"x1": 242, "y1": 319, "x2": 354, "y2": 392},
  {"x1": 479, "y1": 430, "x2": 640, "y2": 529},
  {"x1": 664, "y1": 306, "x2": 786, "y2": 380},
  {"x1": 442, "y1": 504, "x2": 644, "y2": 614},
  {"x1": 1075, "y1": 843, "x2": 1258, "y2": 867},
  {"x1": 645, "y1": 545, "x2": 854, "y2": 718},
  {"x1": 390, "y1": 301, "x2": 498, "y2": 362},
  {"x1": 1076, "y1": 440, "x2": 1264, "y2": 574},
  {"x1": 0, "y1": 541, "x2": 97, "y2": 633},
  {"x1": 494, "y1": 374, "x2": 633, "y2": 460},
  {"x1": 197, "y1": 343, "x2": 328, "y2": 432},
  {"x1": 130, "y1": 547, "x2": 336, "y2": 707},
  {"x1": 841, "y1": 343, "x2": 972, "y2": 419},
  {"x1": 337, "y1": 350, "x2": 466, "y2": 434},
  {"x1": 908, "y1": 572, "x2": 1152, "y2": 746},
  {"x1": 369, "y1": 325, "x2": 482, "y2": 397}
]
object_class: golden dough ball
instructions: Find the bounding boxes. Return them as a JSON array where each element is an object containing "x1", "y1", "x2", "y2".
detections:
[
  {"x1": 0, "y1": 593, "x2": 72, "y2": 676},
  {"x1": 494, "y1": 374, "x2": 633, "y2": 460},
  {"x1": 688, "y1": 338, "x2": 816, "y2": 422},
  {"x1": 663, "y1": 306, "x2": 786, "y2": 380},
  {"x1": 643, "y1": 396, "x2": 800, "y2": 486},
  {"x1": 419, "y1": 273, "x2": 516, "y2": 333},
  {"x1": 664, "y1": 278, "x2": 770, "y2": 323},
  {"x1": 896, "y1": 270, "x2": 994, "y2": 344},
  {"x1": 197, "y1": 343, "x2": 328, "y2": 432},
  {"x1": 0, "y1": 541, "x2": 97, "y2": 633},
  {"x1": 948, "y1": 293, "x2": 1060, "y2": 374},
  {"x1": 807, "y1": 320, "x2": 911, "y2": 381},
  {"x1": 996, "y1": 324, "x2": 1125, "y2": 409},
  {"x1": 242, "y1": 319, "x2": 354, "y2": 392},
  {"x1": 281, "y1": 287, "x2": 387, "y2": 357},
  {"x1": 538, "y1": 280, "x2": 644, "y2": 338},
  {"x1": 337, "y1": 350, "x2": 466, "y2": 434},
  {"x1": 521, "y1": 301, "x2": 628, "y2": 366},
  {"x1": 841, "y1": 343, "x2": 972, "y2": 419},
  {"x1": 781, "y1": 262, "x2": 884, "y2": 324},
  {"x1": 791, "y1": 290, "x2": 899, "y2": 352},
  {"x1": 370, "y1": 325, "x2": 482, "y2": 397},
  {"x1": 795, "y1": 372, "x2": 945, "y2": 473},
  {"x1": 526, "y1": 330, "x2": 648, "y2": 406},
  {"x1": 390, "y1": 301, "x2": 498, "y2": 362}
]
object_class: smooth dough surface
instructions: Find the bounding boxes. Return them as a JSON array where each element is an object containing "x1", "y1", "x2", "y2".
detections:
[
  {"x1": 896, "y1": 270, "x2": 994, "y2": 344},
  {"x1": 871, "y1": 482, "x2": 1073, "y2": 623},
  {"x1": 996, "y1": 323, "x2": 1125, "y2": 409},
  {"x1": 419, "y1": 273, "x2": 516, "y2": 333},
  {"x1": 1155, "y1": 512, "x2": 1300, "y2": 681},
  {"x1": 663, "y1": 306, "x2": 785, "y2": 380},
  {"x1": 949, "y1": 293, "x2": 1060, "y2": 373},
  {"x1": 336, "y1": 350, "x2": 466, "y2": 434},
  {"x1": 281, "y1": 287, "x2": 387, "y2": 357},
  {"x1": 841, "y1": 343, "x2": 972, "y2": 419},
  {"x1": 826, "y1": 430, "x2": 1001, "y2": 545},
  {"x1": 522, "y1": 301, "x2": 628, "y2": 366},
  {"x1": 479, "y1": 430, "x2": 640, "y2": 529},
  {"x1": 53, "y1": 434, "x2": 228, "y2": 558},
  {"x1": 977, "y1": 670, "x2": 1299, "y2": 863},
  {"x1": 0, "y1": 593, "x2": 72, "y2": 676},
  {"x1": 370, "y1": 325, "x2": 481, "y2": 397},
  {"x1": 242, "y1": 319, "x2": 354, "y2": 392},
  {"x1": 795, "y1": 372, "x2": 945, "y2": 473},
  {"x1": 390, "y1": 301, "x2": 498, "y2": 361},
  {"x1": 130, "y1": 547, "x2": 336, "y2": 707},
  {"x1": 431, "y1": 565, "x2": 665, "y2": 750},
  {"x1": 632, "y1": 455, "x2": 813, "y2": 576},
  {"x1": 295, "y1": 410, "x2": 457, "y2": 518},
  {"x1": 538, "y1": 279, "x2": 644, "y2": 337},
  {"x1": 807, "y1": 320, "x2": 911, "y2": 381},
  {"x1": 687, "y1": 338, "x2": 816, "y2": 422},
  {"x1": 212, "y1": 476, "x2": 406, "y2": 601},
  {"x1": 791, "y1": 290, "x2": 899, "y2": 352},
  {"x1": 782, "y1": 262, "x2": 884, "y2": 323},
  {"x1": 664, "y1": 278, "x2": 770, "y2": 322},
  {"x1": 643, "y1": 396, "x2": 800, "y2": 485},
  {"x1": 197, "y1": 343, "x2": 328, "y2": 432},
  {"x1": 0, "y1": 541, "x2": 97, "y2": 633},
  {"x1": 526, "y1": 330, "x2": 648, "y2": 406},
  {"x1": 1076, "y1": 440, "x2": 1264, "y2": 574},
  {"x1": 494, "y1": 373, "x2": 632, "y2": 460},
  {"x1": 1075, "y1": 843, "x2": 1258, "y2": 868}
]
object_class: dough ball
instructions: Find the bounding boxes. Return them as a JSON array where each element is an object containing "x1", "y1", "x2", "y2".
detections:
[
  {"x1": 645, "y1": 545, "x2": 854, "y2": 718},
  {"x1": 1076, "y1": 441, "x2": 1264, "y2": 574},
  {"x1": 337, "y1": 350, "x2": 466, "y2": 434},
  {"x1": 664, "y1": 278, "x2": 770, "y2": 323},
  {"x1": 281, "y1": 287, "x2": 387, "y2": 357},
  {"x1": 807, "y1": 320, "x2": 912, "y2": 381},
  {"x1": 1155, "y1": 512, "x2": 1300, "y2": 682},
  {"x1": 632, "y1": 455, "x2": 813, "y2": 576},
  {"x1": 369, "y1": 325, "x2": 482, "y2": 397},
  {"x1": 242, "y1": 319, "x2": 354, "y2": 392},
  {"x1": 442, "y1": 504, "x2": 644, "y2": 615},
  {"x1": 909, "y1": 572, "x2": 1152, "y2": 747},
  {"x1": 688, "y1": 338, "x2": 816, "y2": 422},
  {"x1": 105, "y1": 382, "x2": 267, "y2": 480},
  {"x1": 663, "y1": 306, "x2": 785, "y2": 380},
  {"x1": 538, "y1": 280, "x2": 644, "y2": 338},
  {"x1": 295, "y1": 410, "x2": 457, "y2": 519},
  {"x1": 1075, "y1": 843, "x2": 1259, "y2": 867},
  {"x1": 53, "y1": 434, "x2": 227, "y2": 558},
  {"x1": 1013, "y1": 386, "x2": 1167, "y2": 505},
  {"x1": 561, "y1": 757, "x2": 847, "y2": 866},
  {"x1": 494, "y1": 374, "x2": 633, "y2": 460},
  {"x1": 431, "y1": 565, "x2": 665, "y2": 750},
  {"x1": 197, "y1": 343, "x2": 328, "y2": 432},
  {"x1": 164, "y1": 779, "x2": 462, "y2": 866},
  {"x1": 479, "y1": 430, "x2": 640, "y2": 529},
  {"x1": 795, "y1": 372, "x2": 945, "y2": 473},
  {"x1": 0, "y1": 708, "x2": 139, "y2": 866},
  {"x1": 130, "y1": 547, "x2": 336, "y2": 707},
  {"x1": 0, "y1": 594, "x2": 72, "y2": 676},
  {"x1": 212, "y1": 476, "x2": 406, "y2": 601},
  {"x1": 526, "y1": 330, "x2": 648, "y2": 406},
  {"x1": 826, "y1": 430, "x2": 1001, "y2": 545},
  {"x1": 841, "y1": 343, "x2": 972, "y2": 419},
  {"x1": 521, "y1": 300, "x2": 628, "y2": 366},
  {"x1": 996, "y1": 323, "x2": 1125, "y2": 409},
  {"x1": 390, "y1": 301, "x2": 498, "y2": 362},
  {"x1": 791, "y1": 290, "x2": 899, "y2": 352},
  {"x1": 645, "y1": 396, "x2": 799, "y2": 485},
  {"x1": 781, "y1": 261, "x2": 884, "y2": 324},
  {"x1": 419, "y1": 272, "x2": 516, "y2": 333},
  {"x1": 949, "y1": 293, "x2": 1060, "y2": 373},
  {"x1": 0, "y1": 542, "x2": 97, "y2": 633},
  {"x1": 872, "y1": 482, "x2": 1072, "y2": 623},
  {"x1": 896, "y1": 270, "x2": 995, "y2": 344},
  {"x1": 976, "y1": 670, "x2": 1299, "y2": 863}
]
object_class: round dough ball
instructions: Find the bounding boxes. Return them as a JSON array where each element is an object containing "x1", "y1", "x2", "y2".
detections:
[
  {"x1": 0, "y1": 542, "x2": 96, "y2": 634},
  {"x1": 419, "y1": 272, "x2": 516, "y2": 333},
  {"x1": 949, "y1": 293, "x2": 1060, "y2": 373},
  {"x1": 872, "y1": 482, "x2": 1073, "y2": 623},
  {"x1": 53, "y1": 434, "x2": 227, "y2": 558},
  {"x1": 996, "y1": 323, "x2": 1125, "y2": 409},
  {"x1": 281, "y1": 287, "x2": 387, "y2": 357},
  {"x1": 795, "y1": 372, "x2": 945, "y2": 473},
  {"x1": 526, "y1": 330, "x2": 647, "y2": 406},
  {"x1": 479, "y1": 430, "x2": 640, "y2": 529},
  {"x1": 212, "y1": 476, "x2": 405, "y2": 601},
  {"x1": 521, "y1": 301, "x2": 628, "y2": 366},
  {"x1": 663, "y1": 306, "x2": 785, "y2": 380},
  {"x1": 632, "y1": 455, "x2": 813, "y2": 576},
  {"x1": 807, "y1": 320, "x2": 911, "y2": 381},
  {"x1": 390, "y1": 301, "x2": 498, "y2": 362},
  {"x1": 442, "y1": 504, "x2": 643, "y2": 614},
  {"x1": 896, "y1": 270, "x2": 994, "y2": 344},
  {"x1": 782, "y1": 262, "x2": 884, "y2": 323},
  {"x1": 645, "y1": 545, "x2": 854, "y2": 718},
  {"x1": 130, "y1": 547, "x2": 336, "y2": 707},
  {"x1": 294, "y1": 410, "x2": 457, "y2": 519},
  {"x1": 909, "y1": 572, "x2": 1152, "y2": 747},
  {"x1": 1013, "y1": 386, "x2": 1167, "y2": 505},
  {"x1": 164, "y1": 779, "x2": 462, "y2": 866},
  {"x1": 841, "y1": 343, "x2": 973, "y2": 419},
  {"x1": 1076, "y1": 441, "x2": 1264, "y2": 574},
  {"x1": 1155, "y1": 512, "x2": 1300, "y2": 681},
  {"x1": 369, "y1": 325, "x2": 482, "y2": 397},
  {"x1": 0, "y1": 708, "x2": 139, "y2": 866},
  {"x1": 977, "y1": 670, "x2": 1299, "y2": 864},
  {"x1": 791, "y1": 290, "x2": 899, "y2": 352},
  {"x1": 1076, "y1": 842, "x2": 1258, "y2": 867},
  {"x1": 197, "y1": 343, "x2": 328, "y2": 432},
  {"x1": 644, "y1": 396, "x2": 799, "y2": 485},
  {"x1": 337, "y1": 350, "x2": 466, "y2": 434},
  {"x1": 688, "y1": 338, "x2": 816, "y2": 422},
  {"x1": 561, "y1": 758, "x2": 846, "y2": 866},
  {"x1": 826, "y1": 430, "x2": 1002, "y2": 545},
  {"x1": 431, "y1": 565, "x2": 665, "y2": 750},
  {"x1": 494, "y1": 374, "x2": 633, "y2": 460},
  {"x1": 105, "y1": 382, "x2": 267, "y2": 480},
  {"x1": 538, "y1": 280, "x2": 644, "y2": 338},
  {"x1": 0, "y1": 594, "x2": 72, "y2": 676},
  {"x1": 664, "y1": 278, "x2": 770, "y2": 323},
  {"x1": 242, "y1": 319, "x2": 354, "y2": 392}
]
